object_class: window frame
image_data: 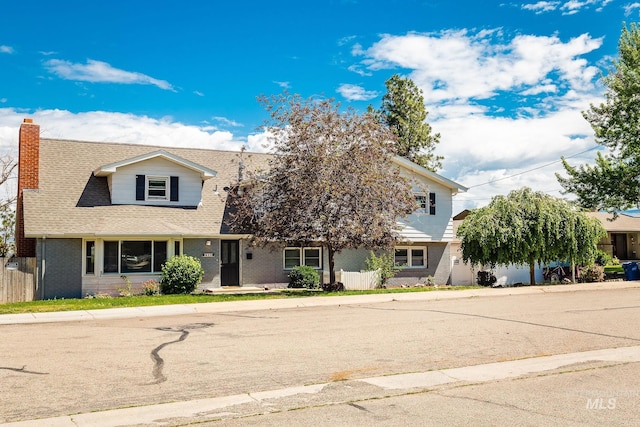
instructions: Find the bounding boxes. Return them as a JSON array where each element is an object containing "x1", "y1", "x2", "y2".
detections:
[
  {"x1": 415, "y1": 194, "x2": 427, "y2": 211},
  {"x1": 394, "y1": 246, "x2": 427, "y2": 269},
  {"x1": 101, "y1": 240, "x2": 170, "y2": 275},
  {"x1": 85, "y1": 240, "x2": 95, "y2": 275},
  {"x1": 283, "y1": 247, "x2": 323, "y2": 270},
  {"x1": 147, "y1": 176, "x2": 169, "y2": 201}
]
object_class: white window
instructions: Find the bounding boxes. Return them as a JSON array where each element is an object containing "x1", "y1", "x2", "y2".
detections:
[
  {"x1": 415, "y1": 193, "x2": 435, "y2": 214},
  {"x1": 394, "y1": 246, "x2": 426, "y2": 268},
  {"x1": 147, "y1": 176, "x2": 168, "y2": 200},
  {"x1": 283, "y1": 247, "x2": 323, "y2": 269}
]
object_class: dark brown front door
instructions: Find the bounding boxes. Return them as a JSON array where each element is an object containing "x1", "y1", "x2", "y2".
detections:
[
  {"x1": 221, "y1": 240, "x2": 240, "y2": 286},
  {"x1": 612, "y1": 233, "x2": 628, "y2": 259}
]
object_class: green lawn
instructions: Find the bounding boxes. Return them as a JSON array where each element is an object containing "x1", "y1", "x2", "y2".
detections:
[{"x1": 0, "y1": 286, "x2": 481, "y2": 315}]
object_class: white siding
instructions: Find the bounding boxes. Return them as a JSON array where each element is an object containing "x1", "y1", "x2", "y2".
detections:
[
  {"x1": 110, "y1": 157, "x2": 203, "y2": 206},
  {"x1": 399, "y1": 174, "x2": 455, "y2": 242}
]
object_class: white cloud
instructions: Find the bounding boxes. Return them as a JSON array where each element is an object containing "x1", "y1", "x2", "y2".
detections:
[
  {"x1": 521, "y1": 84, "x2": 557, "y2": 95},
  {"x1": 0, "y1": 45, "x2": 14, "y2": 54},
  {"x1": 522, "y1": 1, "x2": 560, "y2": 13},
  {"x1": 44, "y1": 59, "x2": 175, "y2": 91},
  {"x1": 194, "y1": 90, "x2": 204, "y2": 97},
  {"x1": 336, "y1": 83, "x2": 378, "y2": 101},
  {"x1": 347, "y1": 64, "x2": 373, "y2": 77},
  {"x1": 521, "y1": 0, "x2": 611, "y2": 14},
  {"x1": 351, "y1": 29, "x2": 607, "y2": 210},
  {"x1": 274, "y1": 81, "x2": 291, "y2": 89},
  {"x1": 0, "y1": 109, "x2": 269, "y2": 155},
  {"x1": 358, "y1": 30, "x2": 601, "y2": 107},
  {"x1": 625, "y1": 2, "x2": 640, "y2": 15},
  {"x1": 212, "y1": 116, "x2": 243, "y2": 128}
]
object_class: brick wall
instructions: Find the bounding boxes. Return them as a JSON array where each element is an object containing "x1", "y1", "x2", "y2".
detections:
[{"x1": 15, "y1": 119, "x2": 40, "y2": 257}]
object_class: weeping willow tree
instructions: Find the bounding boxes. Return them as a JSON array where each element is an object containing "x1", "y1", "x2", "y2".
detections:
[{"x1": 457, "y1": 188, "x2": 606, "y2": 285}]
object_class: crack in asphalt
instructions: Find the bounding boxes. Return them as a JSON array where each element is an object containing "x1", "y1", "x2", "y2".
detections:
[
  {"x1": 0, "y1": 365, "x2": 48, "y2": 375},
  {"x1": 148, "y1": 323, "x2": 214, "y2": 385},
  {"x1": 357, "y1": 306, "x2": 640, "y2": 343},
  {"x1": 348, "y1": 402, "x2": 371, "y2": 412}
]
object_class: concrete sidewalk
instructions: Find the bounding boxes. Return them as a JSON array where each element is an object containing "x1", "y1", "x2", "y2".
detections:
[{"x1": 1, "y1": 281, "x2": 638, "y2": 325}]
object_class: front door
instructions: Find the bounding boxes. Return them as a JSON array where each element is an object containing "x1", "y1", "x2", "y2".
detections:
[
  {"x1": 221, "y1": 240, "x2": 240, "y2": 286},
  {"x1": 612, "y1": 233, "x2": 628, "y2": 259}
]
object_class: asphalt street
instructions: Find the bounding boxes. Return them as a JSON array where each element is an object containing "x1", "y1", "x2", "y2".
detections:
[{"x1": 1, "y1": 282, "x2": 639, "y2": 426}]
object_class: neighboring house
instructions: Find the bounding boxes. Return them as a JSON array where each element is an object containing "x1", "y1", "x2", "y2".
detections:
[
  {"x1": 451, "y1": 210, "x2": 544, "y2": 286},
  {"x1": 14, "y1": 119, "x2": 466, "y2": 299},
  {"x1": 585, "y1": 212, "x2": 640, "y2": 261}
]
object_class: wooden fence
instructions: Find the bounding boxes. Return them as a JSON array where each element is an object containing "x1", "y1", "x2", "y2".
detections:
[{"x1": 0, "y1": 257, "x2": 37, "y2": 303}]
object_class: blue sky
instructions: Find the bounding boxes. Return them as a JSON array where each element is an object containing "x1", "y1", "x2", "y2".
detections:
[{"x1": 0, "y1": 0, "x2": 636, "y2": 210}]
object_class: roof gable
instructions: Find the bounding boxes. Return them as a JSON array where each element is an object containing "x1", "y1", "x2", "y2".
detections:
[
  {"x1": 94, "y1": 150, "x2": 217, "y2": 180},
  {"x1": 392, "y1": 156, "x2": 467, "y2": 194}
]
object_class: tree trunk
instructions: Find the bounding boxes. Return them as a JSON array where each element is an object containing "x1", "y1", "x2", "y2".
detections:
[
  {"x1": 529, "y1": 262, "x2": 536, "y2": 286},
  {"x1": 328, "y1": 245, "x2": 336, "y2": 284}
]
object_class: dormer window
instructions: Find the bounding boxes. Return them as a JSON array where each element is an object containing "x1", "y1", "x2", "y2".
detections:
[
  {"x1": 136, "y1": 174, "x2": 180, "y2": 202},
  {"x1": 148, "y1": 176, "x2": 168, "y2": 200}
]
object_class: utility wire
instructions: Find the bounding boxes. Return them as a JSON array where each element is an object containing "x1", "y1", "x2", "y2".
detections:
[{"x1": 466, "y1": 145, "x2": 601, "y2": 189}]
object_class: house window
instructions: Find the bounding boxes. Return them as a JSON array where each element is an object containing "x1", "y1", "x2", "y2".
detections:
[
  {"x1": 395, "y1": 247, "x2": 426, "y2": 268},
  {"x1": 103, "y1": 240, "x2": 169, "y2": 274},
  {"x1": 136, "y1": 175, "x2": 179, "y2": 202},
  {"x1": 415, "y1": 195, "x2": 427, "y2": 210},
  {"x1": 283, "y1": 247, "x2": 323, "y2": 269},
  {"x1": 85, "y1": 241, "x2": 95, "y2": 274},
  {"x1": 153, "y1": 241, "x2": 168, "y2": 272},
  {"x1": 284, "y1": 248, "x2": 301, "y2": 269},
  {"x1": 147, "y1": 176, "x2": 168, "y2": 200},
  {"x1": 121, "y1": 241, "x2": 152, "y2": 273},
  {"x1": 104, "y1": 241, "x2": 119, "y2": 273}
]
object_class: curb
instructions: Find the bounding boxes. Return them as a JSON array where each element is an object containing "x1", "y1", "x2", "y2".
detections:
[{"x1": 1, "y1": 281, "x2": 638, "y2": 325}]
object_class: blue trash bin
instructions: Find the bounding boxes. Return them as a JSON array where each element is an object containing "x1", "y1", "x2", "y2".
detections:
[{"x1": 622, "y1": 262, "x2": 640, "y2": 281}]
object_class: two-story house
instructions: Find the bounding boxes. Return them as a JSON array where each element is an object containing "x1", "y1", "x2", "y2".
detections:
[{"x1": 15, "y1": 119, "x2": 466, "y2": 299}]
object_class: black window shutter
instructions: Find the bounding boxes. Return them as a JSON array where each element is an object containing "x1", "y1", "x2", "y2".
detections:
[
  {"x1": 170, "y1": 176, "x2": 179, "y2": 201},
  {"x1": 429, "y1": 192, "x2": 436, "y2": 215},
  {"x1": 136, "y1": 175, "x2": 145, "y2": 201}
]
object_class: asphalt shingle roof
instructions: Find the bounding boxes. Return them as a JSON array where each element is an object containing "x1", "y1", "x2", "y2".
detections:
[
  {"x1": 586, "y1": 212, "x2": 640, "y2": 232},
  {"x1": 23, "y1": 138, "x2": 271, "y2": 238}
]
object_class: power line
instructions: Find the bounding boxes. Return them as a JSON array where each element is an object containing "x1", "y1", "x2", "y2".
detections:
[
  {"x1": 453, "y1": 188, "x2": 565, "y2": 203},
  {"x1": 466, "y1": 145, "x2": 601, "y2": 189}
]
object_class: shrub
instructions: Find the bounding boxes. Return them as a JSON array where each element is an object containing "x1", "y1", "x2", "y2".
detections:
[
  {"x1": 142, "y1": 279, "x2": 160, "y2": 296},
  {"x1": 365, "y1": 251, "x2": 399, "y2": 287},
  {"x1": 160, "y1": 255, "x2": 204, "y2": 294},
  {"x1": 322, "y1": 282, "x2": 345, "y2": 292},
  {"x1": 288, "y1": 266, "x2": 320, "y2": 289},
  {"x1": 581, "y1": 264, "x2": 604, "y2": 283},
  {"x1": 118, "y1": 275, "x2": 133, "y2": 297},
  {"x1": 594, "y1": 250, "x2": 612, "y2": 266}
]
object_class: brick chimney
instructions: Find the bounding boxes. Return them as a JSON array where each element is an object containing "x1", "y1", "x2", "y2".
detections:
[{"x1": 15, "y1": 118, "x2": 40, "y2": 257}]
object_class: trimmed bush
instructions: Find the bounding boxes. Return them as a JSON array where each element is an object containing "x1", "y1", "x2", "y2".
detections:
[
  {"x1": 160, "y1": 255, "x2": 204, "y2": 294},
  {"x1": 288, "y1": 265, "x2": 320, "y2": 289}
]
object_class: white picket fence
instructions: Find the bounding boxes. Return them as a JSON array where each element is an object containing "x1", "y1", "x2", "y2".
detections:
[{"x1": 324, "y1": 269, "x2": 380, "y2": 290}]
